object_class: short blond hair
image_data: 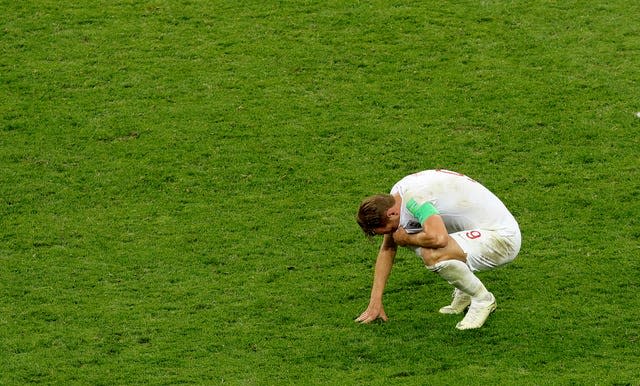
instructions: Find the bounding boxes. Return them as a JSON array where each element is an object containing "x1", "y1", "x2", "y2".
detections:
[{"x1": 357, "y1": 194, "x2": 395, "y2": 236}]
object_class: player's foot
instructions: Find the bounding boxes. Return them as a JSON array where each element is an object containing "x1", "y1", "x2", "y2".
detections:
[
  {"x1": 439, "y1": 289, "x2": 471, "y2": 315},
  {"x1": 455, "y1": 293, "x2": 496, "y2": 330}
]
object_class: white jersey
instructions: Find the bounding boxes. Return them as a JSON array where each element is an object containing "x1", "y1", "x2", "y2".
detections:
[{"x1": 390, "y1": 170, "x2": 519, "y2": 237}]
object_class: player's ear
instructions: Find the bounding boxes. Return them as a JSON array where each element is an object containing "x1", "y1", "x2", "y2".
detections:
[{"x1": 386, "y1": 195, "x2": 400, "y2": 218}]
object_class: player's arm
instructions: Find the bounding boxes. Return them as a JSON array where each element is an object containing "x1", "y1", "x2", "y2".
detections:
[
  {"x1": 355, "y1": 234, "x2": 397, "y2": 323},
  {"x1": 394, "y1": 214, "x2": 449, "y2": 249},
  {"x1": 393, "y1": 199, "x2": 448, "y2": 249}
]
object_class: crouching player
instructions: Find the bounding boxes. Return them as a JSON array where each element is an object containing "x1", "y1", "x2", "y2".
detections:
[{"x1": 355, "y1": 169, "x2": 521, "y2": 330}]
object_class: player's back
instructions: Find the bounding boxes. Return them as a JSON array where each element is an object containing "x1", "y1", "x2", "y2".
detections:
[{"x1": 393, "y1": 170, "x2": 517, "y2": 232}]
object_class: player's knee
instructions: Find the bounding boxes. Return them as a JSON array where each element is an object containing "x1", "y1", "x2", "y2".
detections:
[
  {"x1": 420, "y1": 248, "x2": 446, "y2": 266},
  {"x1": 420, "y1": 244, "x2": 466, "y2": 267}
]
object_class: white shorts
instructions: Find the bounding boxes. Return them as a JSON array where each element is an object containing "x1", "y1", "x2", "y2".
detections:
[{"x1": 449, "y1": 228, "x2": 521, "y2": 272}]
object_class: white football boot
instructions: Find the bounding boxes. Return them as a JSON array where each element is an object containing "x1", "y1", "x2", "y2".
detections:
[
  {"x1": 439, "y1": 289, "x2": 471, "y2": 315},
  {"x1": 455, "y1": 292, "x2": 497, "y2": 330}
]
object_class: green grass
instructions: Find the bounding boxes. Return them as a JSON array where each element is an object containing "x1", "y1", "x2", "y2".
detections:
[{"x1": 2, "y1": 0, "x2": 639, "y2": 384}]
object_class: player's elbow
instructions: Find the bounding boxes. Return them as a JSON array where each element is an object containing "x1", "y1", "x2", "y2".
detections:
[
  {"x1": 430, "y1": 233, "x2": 449, "y2": 249},
  {"x1": 420, "y1": 232, "x2": 448, "y2": 249}
]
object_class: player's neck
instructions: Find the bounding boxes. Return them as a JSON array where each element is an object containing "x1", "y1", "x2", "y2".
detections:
[{"x1": 391, "y1": 194, "x2": 402, "y2": 213}]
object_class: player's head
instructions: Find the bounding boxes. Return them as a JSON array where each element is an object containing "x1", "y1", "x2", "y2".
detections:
[{"x1": 357, "y1": 194, "x2": 398, "y2": 236}]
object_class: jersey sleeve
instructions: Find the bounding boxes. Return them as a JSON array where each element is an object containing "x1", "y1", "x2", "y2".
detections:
[{"x1": 406, "y1": 198, "x2": 439, "y2": 224}]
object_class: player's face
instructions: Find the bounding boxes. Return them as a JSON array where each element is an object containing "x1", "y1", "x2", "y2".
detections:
[{"x1": 372, "y1": 215, "x2": 400, "y2": 235}]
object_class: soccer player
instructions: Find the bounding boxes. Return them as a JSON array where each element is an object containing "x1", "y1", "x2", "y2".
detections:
[{"x1": 355, "y1": 169, "x2": 521, "y2": 330}]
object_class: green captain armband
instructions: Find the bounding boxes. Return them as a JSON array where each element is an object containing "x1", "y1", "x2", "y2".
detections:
[{"x1": 406, "y1": 198, "x2": 439, "y2": 224}]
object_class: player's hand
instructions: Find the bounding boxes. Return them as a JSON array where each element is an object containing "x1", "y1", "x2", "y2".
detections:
[
  {"x1": 355, "y1": 304, "x2": 388, "y2": 324},
  {"x1": 392, "y1": 227, "x2": 410, "y2": 246}
]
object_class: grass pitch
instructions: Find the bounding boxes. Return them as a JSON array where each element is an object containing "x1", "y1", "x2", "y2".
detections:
[{"x1": 1, "y1": 1, "x2": 639, "y2": 384}]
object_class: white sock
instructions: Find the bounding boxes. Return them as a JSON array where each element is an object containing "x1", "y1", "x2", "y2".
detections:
[{"x1": 428, "y1": 260, "x2": 491, "y2": 301}]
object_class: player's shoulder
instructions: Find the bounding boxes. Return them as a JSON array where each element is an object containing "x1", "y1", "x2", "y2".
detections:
[
  {"x1": 399, "y1": 169, "x2": 448, "y2": 183},
  {"x1": 428, "y1": 169, "x2": 482, "y2": 185},
  {"x1": 397, "y1": 169, "x2": 486, "y2": 190}
]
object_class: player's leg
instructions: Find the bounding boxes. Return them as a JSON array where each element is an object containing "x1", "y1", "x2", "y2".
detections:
[
  {"x1": 448, "y1": 230, "x2": 521, "y2": 329},
  {"x1": 417, "y1": 238, "x2": 470, "y2": 314},
  {"x1": 428, "y1": 258, "x2": 496, "y2": 330},
  {"x1": 458, "y1": 229, "x2": 521, "y2": 273},
  {"x1": 420, "y1": 236, "x2": 496, "y2": 329}
]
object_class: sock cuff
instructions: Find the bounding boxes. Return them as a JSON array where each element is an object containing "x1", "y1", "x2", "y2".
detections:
[
  {"x1": 427, "y1": 262, "x2": 443, "y2": 273},
  {"x1": 427, "y1": 259, "x2": 467, "y2": 273}
]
